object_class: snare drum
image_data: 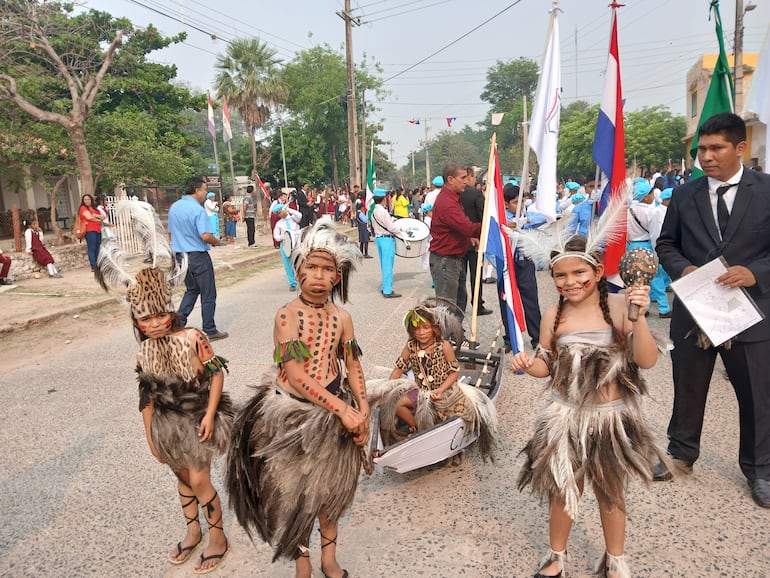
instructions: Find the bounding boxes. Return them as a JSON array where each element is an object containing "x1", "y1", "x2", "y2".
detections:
[{"x1": 394, "y1": 218, "x2": 430, "y2": 258}]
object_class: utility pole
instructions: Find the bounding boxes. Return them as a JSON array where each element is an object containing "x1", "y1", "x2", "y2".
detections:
[
  {"x1": 337, "y1": 1, "x2": 361, "y2": 187},
  {"x1": 411, "y1": 150, "x2": 415, "y2": 186},
  {"x1": 389, "y1": 142, "x2": 395, "y2": 164},
  {"x1": 734, "y1": 0, "x2": 756, "y2": 114},
  {"x1": 360, "y1": 89, "x2": 366, "y2": 187}
]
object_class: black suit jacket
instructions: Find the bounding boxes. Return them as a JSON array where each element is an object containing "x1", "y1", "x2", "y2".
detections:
[
  {"x1": 460, "y1": 185, "x2": 484, "y2": 223},
  {"x1": 657, "y1": 168, "x2": 770, "y2": 342}
]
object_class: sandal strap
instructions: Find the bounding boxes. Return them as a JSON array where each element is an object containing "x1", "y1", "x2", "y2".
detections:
[
  {"x1": 178, "y1": 491, "x2": 200, "y2": 526},
  {"x1": 319, "y1": 530, "x2": 338, "y2": 549},
  {"x1": 201, "y1": 491, "x2": 223, "y2": 533}
]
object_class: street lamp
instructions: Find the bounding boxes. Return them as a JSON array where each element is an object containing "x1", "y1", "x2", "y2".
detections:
[{"x1": 734, "y1": 0, "x2": 757, "y2": 114}]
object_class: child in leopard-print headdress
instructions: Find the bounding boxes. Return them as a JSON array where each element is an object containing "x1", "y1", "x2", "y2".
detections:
[{"x1": 94, "y1": 201, "x2": 233, "y2": 574}]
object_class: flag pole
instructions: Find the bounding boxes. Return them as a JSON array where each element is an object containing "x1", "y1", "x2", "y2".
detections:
[
  {"x1": 516, "y1": 94, "x2": 529, "y2": 219},
  {"x1": 471, "y1": 132, "x2": 498, "y2": 343},
  {"x1": 224, "y1": 140, "x2": 235, "y2": 198}
]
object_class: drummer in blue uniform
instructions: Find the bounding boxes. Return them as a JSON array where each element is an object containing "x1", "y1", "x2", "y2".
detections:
[{"x1": 369, "y1": 188, "x2": 403, "y2": 298}]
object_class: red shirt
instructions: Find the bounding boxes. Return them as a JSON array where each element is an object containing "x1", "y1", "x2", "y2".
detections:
[
  {"x1": 80, "y1": 206, "x2": 102, "y2": 233},
  {"x1": 429, "y1": 187, "x2": 481, "y2": 257}
]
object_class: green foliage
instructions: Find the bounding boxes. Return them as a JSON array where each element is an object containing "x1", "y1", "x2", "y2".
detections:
[
  {"x1": 0, "y1": 3, "x2": 198, "y2": 190},
  {"x1": 625, "y1": 107, "x2": 687, "y2": 172},
  {"x1": 556, "y1": 102, "x2": 688, "y2": 179},
  {"x1": 557, "y1": 101, "x2": 600, "y2": 179},
  {"x1": 275, "y1": 44, "x2": 385, "y2": 186},
  {"x1": 480, "y1": 58, "x2": 540, "y2": 107}
]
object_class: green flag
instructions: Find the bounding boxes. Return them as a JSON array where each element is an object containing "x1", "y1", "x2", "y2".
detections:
[{"x1": 690, "y1": 0, "x2": 734, "y2": 177}]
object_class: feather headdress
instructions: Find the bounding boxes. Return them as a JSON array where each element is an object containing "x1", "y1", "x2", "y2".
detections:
[
  {"x1": 403, "y1": 297, "x2": 464, "y2": 347},
  {"x1": 514, "y1": 194, "x2": 628, "y2": 268},
  {"x1": 291, "y1": 220, "x2": 362, "y2": 303},
  {"x1": 94, "y1": 200, "x2": 187, "y2": 319}
]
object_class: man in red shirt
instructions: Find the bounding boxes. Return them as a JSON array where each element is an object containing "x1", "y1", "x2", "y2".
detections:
[{"x1": 429, "y1": 162, "x2": 482, "y2": 313}]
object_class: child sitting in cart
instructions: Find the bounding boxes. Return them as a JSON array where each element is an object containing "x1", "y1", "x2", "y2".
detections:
[{"x1": 372, "y1": 300, "x2": 496, "y2": 461}]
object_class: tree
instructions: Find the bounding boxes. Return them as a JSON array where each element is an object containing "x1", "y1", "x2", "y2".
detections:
[
  {"x1": 557, "y1": 101, "x2": 599, "y2": 179},
  {"x1": 624, "y1": 106, "x2": 687, "y2": 175},
  {"x1": 556, "y1": 102, "x2": 687, "y2": 180},
  {"x1": 479, "y1": 58, "x2": 539, "y2": 167},
  {"x1": 214, "y1": 38, "x2": 288, "y2": 185},
  {"x1": 0, "y1": 2, "x2": 126, "y2": 198},
  {"x1": 279, "y1": 45, "x2": 384, "y2": 187}
]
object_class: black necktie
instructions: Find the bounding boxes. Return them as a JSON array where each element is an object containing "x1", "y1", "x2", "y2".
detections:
[{"x1": 716, "y1": 183, "x2": 735, "y2": 237}]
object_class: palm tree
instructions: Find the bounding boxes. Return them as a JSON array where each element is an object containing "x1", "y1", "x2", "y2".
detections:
[{"x1": 215, "y1": 38, "x2": 288, "y2": 208}]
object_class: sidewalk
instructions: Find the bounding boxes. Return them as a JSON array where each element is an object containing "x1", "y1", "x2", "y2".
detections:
[{"x1": 0, "y1": 229, "x2": 284, "y2": 335}]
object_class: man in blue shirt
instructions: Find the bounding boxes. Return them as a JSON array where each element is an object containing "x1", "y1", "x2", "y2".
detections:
[{"x1": 168, "y1": 176, "x2": 228, "y2": 340}]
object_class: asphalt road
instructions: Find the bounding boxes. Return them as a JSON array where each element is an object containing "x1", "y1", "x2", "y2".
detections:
[{"x1": 0, "y1": 249, "x2": 766, "y2": 577}]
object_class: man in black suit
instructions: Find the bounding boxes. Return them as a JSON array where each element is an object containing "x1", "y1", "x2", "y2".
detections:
[
  {"x1": 655, "y1": 113, "x2": 770, "y2": 508},
  {"x1": 458, "y1": 166, "x2": 492, "y2": 316},
  {"x1": 295, "y1": 182, "x2": 315, "y2": 228}
]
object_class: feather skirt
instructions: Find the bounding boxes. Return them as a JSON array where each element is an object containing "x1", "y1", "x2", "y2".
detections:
[
  {"x1": 367, "y1": 377, "x2": 497, "y2": 461},
  {"x1": 517, "y1": 340, "x2": 671, "y2": 519},
  {"x1": 226, "y1": 372, "x2": 361, "y2": 561},
  {"x1": 139, "y1": 372, "x2": 234, "y2": 473}
]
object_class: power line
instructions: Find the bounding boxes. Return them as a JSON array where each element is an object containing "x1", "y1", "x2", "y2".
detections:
[{"x1": 381, "y1": 0, "x2": 525, "y2": 85}]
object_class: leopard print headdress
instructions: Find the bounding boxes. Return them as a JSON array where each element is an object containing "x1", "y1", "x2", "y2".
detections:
[{"x1": 94, "y1": 200, "x2": 186, "y2": 319}]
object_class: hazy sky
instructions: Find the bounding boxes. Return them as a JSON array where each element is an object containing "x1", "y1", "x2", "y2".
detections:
[{"x1": 94, "y1": 0, "x2": 770, "y2": 169}]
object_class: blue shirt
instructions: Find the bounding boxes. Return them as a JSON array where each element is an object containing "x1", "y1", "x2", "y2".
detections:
[
  {"x1": 571, "y1": 201, "x2": 593, "y2": 237},
  {"x1": 168, "y1": 195, "x2": 211, "y2": 252}
]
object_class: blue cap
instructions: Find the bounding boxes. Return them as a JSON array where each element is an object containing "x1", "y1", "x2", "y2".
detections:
[
  {"x1": 571, "y1": 193, "x2": 586, "y2": 203},
  {"x1": 432, "y1": 176, "x2": 444, "y2": 187},
  {"x1": 271, "y1": 203, "x2": 285, "y2": 213},
  {"x1": 373, "y1": 188, "x2": 387, "y2": 198},
  {"x1": 206, "y1": 192, "x2": 216, "y2": 199},
  {"x1": 660, "y1": 188, "x2": 673, "y2": 200},
  {"x1": 632, "y1": 180, "x2": 652, "y2": 201},
  {"x1": 507, "y1": 178, "x2": 519, "y2": 186},
  {"x1": 565, "y1": 181, "x2": 580, "y2": 191}
]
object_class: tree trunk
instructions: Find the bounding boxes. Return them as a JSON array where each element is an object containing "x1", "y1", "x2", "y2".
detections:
[
  {"x1": 67, "y1": 124, "x2": 94, "y2": 199},
  {"x1": 46, "y1": 175, "x2": 69, "y2": 241}
]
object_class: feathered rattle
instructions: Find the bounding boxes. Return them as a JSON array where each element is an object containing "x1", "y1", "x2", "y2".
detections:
[{"x1": 618, "y1": 247, "x2": 658, "y2": 321}]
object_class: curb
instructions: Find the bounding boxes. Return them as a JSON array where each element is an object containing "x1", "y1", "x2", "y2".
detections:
[{"x1": 0, "y1": 249, "x2": 280, "y2": 336}]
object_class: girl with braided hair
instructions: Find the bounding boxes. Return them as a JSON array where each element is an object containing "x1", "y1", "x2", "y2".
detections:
[{"x1": 511, "y1": 236, "x2": 674, "y2": 578}]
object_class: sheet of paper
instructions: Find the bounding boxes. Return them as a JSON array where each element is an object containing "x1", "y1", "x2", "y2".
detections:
[{"x1": 671, "y1": 257, "x2": 764, "y2": 346}]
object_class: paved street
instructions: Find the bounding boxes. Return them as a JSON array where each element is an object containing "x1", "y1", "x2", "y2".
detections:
[{"x1": 0, "y1": 231, "x2": 767, "y2": 577}]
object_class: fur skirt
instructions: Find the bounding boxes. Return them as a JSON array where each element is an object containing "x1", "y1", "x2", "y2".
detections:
[
  {"x1": 517, "y1": 391, "x2": 671, "y2": 519},
  {"x1": 226, "y1": 372, "x2": 362, "y2": 561},
  {"x1": 139, "y1": 372, "x2": 234, "y2": 473},
  {"x1": 367, "y1": 377, "x2": 497, "y2": 461}
]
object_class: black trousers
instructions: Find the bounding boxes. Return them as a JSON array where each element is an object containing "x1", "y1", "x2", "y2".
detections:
[
  {"x1": 500, "y1": 255, "x2": 541, "y2": 348},
  {"x1": 669, "y1": 333, "x2": 770, "y2": 480},
  {"x1": 457, "y1": 248, "x2": 484, "y2": 314},
  {"x1": 245, "y1": 217, "x2": 255, "y2": 246}
]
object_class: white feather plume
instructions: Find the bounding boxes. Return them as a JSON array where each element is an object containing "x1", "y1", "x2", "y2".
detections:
[
  {"x1": 514, "y1": 213, "x2": 575, "y2": 269},
  {"x1": 116, "y1": 200, "x2": 172, "y2": 268},
  {"x1": 94, "y1": 241, "x2": 135, "y2": 291},
  {"x1": 585, "y1": 191, "x2": 628, "y2": 257}
]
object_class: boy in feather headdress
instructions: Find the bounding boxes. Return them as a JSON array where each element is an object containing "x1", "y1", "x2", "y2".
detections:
[{"x1": 227, "y1": 221, "x2": 369, "y2": 578}]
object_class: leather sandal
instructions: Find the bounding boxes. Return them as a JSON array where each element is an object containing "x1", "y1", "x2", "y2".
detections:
[
  {"x1": 169, "y1": 491, "x2": 202, "y2": 565},
  {"x1": 193, "y1": 491, "x2": 230, "y2": 574},
  {"x1": 319, "y1": 531, "x2": 349, "y2": 578}
]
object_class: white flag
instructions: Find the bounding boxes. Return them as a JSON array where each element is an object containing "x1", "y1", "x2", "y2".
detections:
[
  {"x1": 747, "y1": 25, "x2": 770, "y2": 171},
  {"x1": 222, "y1": 96, "x2": 233, "y2": 143},
  {"x1": 528, "y1": 6, "x2": 561, "y2": 223}
]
